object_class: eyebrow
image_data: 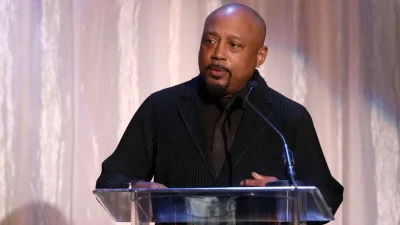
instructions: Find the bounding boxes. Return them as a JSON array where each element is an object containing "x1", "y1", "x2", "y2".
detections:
[{"x1": 203, "y1": 31, "x2": 242, "y2": 41}]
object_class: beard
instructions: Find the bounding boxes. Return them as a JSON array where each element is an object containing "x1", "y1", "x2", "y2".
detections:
[
  {"x1": 204, "y1": 76, "x2": 231, "y2": 97},
  {"x1": 202, "y1": 65, "x2": 233, "y2": 97}
]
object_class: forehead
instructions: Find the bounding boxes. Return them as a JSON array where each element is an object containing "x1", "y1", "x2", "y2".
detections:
[{"x1": 203, "y1": 11, "x2": 257, "y2": 40}]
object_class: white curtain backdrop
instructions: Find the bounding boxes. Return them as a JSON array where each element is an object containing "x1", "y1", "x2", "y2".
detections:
[{"x1": 0, "y1": 0, "x2": 399, "y2": 225}]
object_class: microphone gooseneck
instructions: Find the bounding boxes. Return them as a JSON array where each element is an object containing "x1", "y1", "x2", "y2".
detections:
[{"x1": 245, "y1": 81, "x2": 297, "y2": 188}]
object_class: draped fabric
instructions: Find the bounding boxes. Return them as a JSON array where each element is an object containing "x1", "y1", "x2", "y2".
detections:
[{"x1": 0, "y1": 0, "x2": 399, "y2": 225}]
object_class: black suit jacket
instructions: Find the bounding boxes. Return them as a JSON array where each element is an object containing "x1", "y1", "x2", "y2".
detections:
[{"x1": 96, "y1": 71, "x2": 343, "y2": 218}]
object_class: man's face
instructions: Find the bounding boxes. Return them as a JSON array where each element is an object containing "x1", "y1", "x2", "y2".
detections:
[{"x1": 198, "y1": 10, "x2": 265, "y2": 97}]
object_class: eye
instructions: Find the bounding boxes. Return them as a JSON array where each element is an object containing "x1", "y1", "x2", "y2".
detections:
[
  {"x1": 203, "y1": 39, "x2": 217, "y2": 44},
  {"x1": 230, "y1": 42, "x2": 241, "y2": 48}
]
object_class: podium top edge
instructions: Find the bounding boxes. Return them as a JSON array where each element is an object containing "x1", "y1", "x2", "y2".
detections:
[{"x1": 93, "y1": 186, "x2": 318, "y2": 193}]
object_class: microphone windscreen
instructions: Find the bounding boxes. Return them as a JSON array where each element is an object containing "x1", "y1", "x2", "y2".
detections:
[{"x1": 249, "y1": 81, "x2": 258, "y2": 89}]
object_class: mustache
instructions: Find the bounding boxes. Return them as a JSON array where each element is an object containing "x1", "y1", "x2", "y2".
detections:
[{"x1": 206, "y1": 64, "x2": 231, "y2": 75}]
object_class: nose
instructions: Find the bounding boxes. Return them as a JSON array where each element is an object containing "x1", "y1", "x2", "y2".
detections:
[{"x1": 211, "y1": 42, "x2": 226, "y2": 61}]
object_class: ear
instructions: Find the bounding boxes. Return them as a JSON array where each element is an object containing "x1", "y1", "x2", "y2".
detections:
[{"x1": 256, "y1": 46, "x2": 268, "y2": 67}]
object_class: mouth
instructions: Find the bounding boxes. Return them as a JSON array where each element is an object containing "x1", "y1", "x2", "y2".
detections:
[
  {"x1": 209, "y1": 69, "x2": 227, "y2": 78},
  {"x1": 207, "y1": 65, "x2": 229, "y2": 79}
]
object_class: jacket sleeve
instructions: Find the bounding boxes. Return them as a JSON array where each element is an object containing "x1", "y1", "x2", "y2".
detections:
[
  {"x1": 95, "y1": 97, "x2": 155, "y2": 188},
  {"x1": 292, "y1": 108, "x2": 344, "y2": 218}
]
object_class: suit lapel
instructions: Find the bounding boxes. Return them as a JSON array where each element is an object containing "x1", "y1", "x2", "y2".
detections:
[
  {"x1": 178, "y1": 78, "x2": 217, "y2": 180},
  {"x1": 230, "y1": 75, "x2": 273, "y2": 168}
]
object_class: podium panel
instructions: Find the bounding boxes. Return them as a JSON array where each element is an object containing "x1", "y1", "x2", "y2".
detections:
[{"x1": 94, "y1": 187, "x2": 334, "y2": 224}]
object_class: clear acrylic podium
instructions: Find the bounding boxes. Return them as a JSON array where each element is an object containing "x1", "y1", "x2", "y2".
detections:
[{"x1": 93, "y1": 186, "x2": 334, "y2": 224}]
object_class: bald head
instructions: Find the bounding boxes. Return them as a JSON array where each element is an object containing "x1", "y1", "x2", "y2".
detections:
[
  {"x1": 198, "y1": 3, "x2": 268, "y2": 97},
  {"x1": 206, "y1": 3, "x2": 266, "y2": 47}
]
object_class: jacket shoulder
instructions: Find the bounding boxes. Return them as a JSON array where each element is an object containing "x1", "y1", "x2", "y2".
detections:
[
  {"x1": 268, "y1": 88, "x2": 308, "y2": 116},
  {"x1": 147, "y1": 78, "x2": 197, "y2": 102},
  {"x1": 151, "y1": 85, "x2": 187, "y2": 100}
]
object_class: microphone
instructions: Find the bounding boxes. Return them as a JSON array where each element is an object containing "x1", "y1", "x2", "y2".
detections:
[{"x1": 245, "y1": 81, "x2": 297, "y2": 187}]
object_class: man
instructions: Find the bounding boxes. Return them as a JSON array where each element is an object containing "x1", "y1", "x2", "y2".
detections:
[{"x1": 96, "y1": 3, "x2": 343, "y2": 223}]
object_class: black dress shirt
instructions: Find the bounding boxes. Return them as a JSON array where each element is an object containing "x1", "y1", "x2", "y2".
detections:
[{"x1": 198, "y1": 79, "x2": 249, "y2": 181}]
